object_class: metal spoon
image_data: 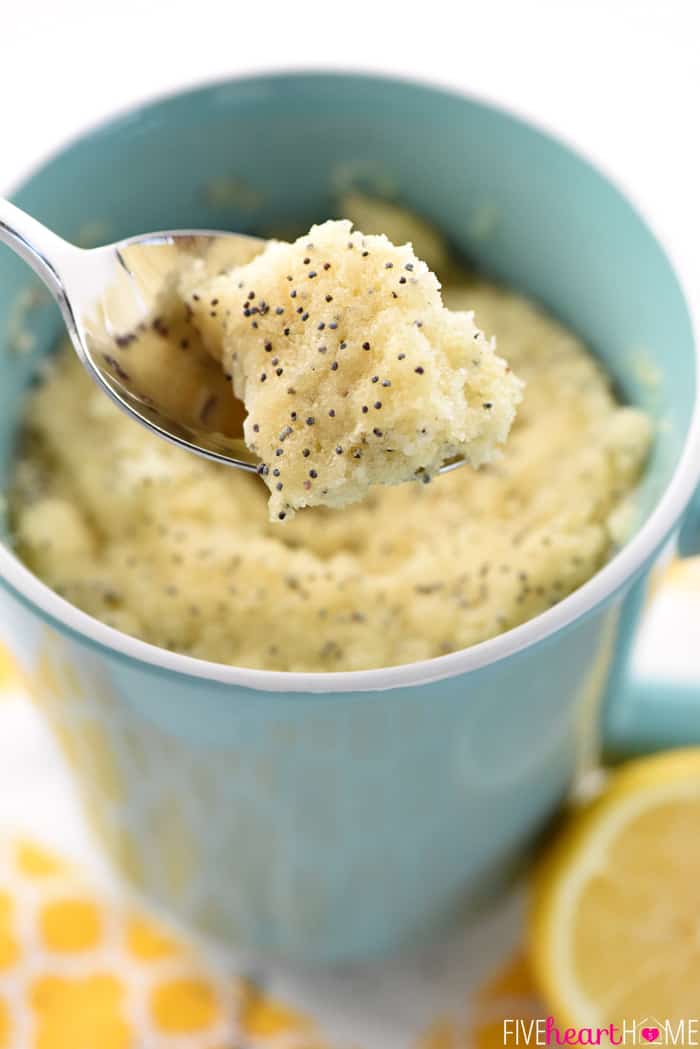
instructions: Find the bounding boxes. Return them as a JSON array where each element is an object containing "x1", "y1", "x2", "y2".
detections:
[
  {"x1": 0, "y1": 199, "x2": 465, "y2": 474},
  {"x1": 0, "y1": 197, "x2": 266, "y2": 469}
]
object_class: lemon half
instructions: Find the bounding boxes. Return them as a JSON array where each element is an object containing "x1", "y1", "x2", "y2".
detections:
[{"x1": 530, "y1": 748, "x2": 700, "y2": 1026}]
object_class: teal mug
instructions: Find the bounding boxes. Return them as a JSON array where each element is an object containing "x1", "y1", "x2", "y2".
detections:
[{"x1": 1, "y1": 73, "x2": 699, "y2": 963}]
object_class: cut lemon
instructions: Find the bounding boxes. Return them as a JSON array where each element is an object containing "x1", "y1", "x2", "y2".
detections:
[{"x1": 529, "y1": 748, "x2": 700, "y2": 1026}]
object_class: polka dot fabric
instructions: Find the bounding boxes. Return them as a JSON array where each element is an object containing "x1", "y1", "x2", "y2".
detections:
[
  {"x1": 0, "y1": 828, "x2": 548, "y2": 1049},
  {"x1": 0, "y1": 830, "x2": 547, "y2": 1049},
  {"x1": 0, "y1": 837, "x2": 239, "y2": 1048}
]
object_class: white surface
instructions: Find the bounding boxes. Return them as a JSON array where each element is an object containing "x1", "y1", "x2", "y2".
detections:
[
  {"x1": 0, "y1": 693, "x2": 106, "y2": 871},
  {"x1": 1, "y1": 0, "x2": 700, "y2": 854},
  {"x1": 2, "y1": 0, "x2": 699, "y2": 289}
]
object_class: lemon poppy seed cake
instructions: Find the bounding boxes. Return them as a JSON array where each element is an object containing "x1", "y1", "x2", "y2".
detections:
[
  {"x1": 9, "y1": 203, "x2": 652, "y2": 672},
  {"x1": 189, "y1": 220, "x2": 522, "y2": 520}
]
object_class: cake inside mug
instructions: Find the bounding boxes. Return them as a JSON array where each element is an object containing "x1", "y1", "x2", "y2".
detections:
[{"x1": 9, "y1": 196, "x2": 652, "y2": 673}]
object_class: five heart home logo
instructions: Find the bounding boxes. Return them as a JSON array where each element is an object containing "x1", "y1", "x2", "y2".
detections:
[{"x1": 503, "y1": 1015, "x2": 700, "y2": 1046}]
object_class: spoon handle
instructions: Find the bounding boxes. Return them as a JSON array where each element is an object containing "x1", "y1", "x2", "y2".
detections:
[{"x1": 0, "y1": 197, "x2": 75, "y2": 300}]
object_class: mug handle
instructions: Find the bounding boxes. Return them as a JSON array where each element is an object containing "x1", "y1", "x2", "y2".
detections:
[{"x1": 603, "y1": 488, "x2": 700, "y2": 758}]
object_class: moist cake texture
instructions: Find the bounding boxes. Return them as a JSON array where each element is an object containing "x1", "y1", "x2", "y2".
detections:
[
  {"x1": 189, "y1": 220, "x2": 522, "y2": 520},
  {"x1": 10, "y1": 206, "x2": 651, "y2": 672}
]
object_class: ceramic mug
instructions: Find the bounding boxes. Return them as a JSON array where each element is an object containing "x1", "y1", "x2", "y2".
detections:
[{"x1": 1, "y1": 73, "x2": 699, "y2": 963}]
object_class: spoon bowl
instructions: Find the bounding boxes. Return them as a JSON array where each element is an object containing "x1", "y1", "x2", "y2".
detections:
[{"x1": 0, "y1": 198, "x2": 265, "y2": 469}]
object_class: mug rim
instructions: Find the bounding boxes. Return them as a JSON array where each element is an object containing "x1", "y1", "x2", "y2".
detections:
[{"x1": 2, "y1": 69, "x2": 699, "y2": 695}]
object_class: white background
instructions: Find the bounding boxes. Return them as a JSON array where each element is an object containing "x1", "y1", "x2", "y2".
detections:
[
  {"x1": 1, "y1": 0, "x2": 700, "y2": 861},
  {"x1": 2, "y1": 0, "x2": 699, "y2": 289}
]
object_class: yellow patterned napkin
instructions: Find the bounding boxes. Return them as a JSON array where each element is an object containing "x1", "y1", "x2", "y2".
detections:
[
  {"x1": 0, "y1": 830, "x2": 547, "y2": 1049},
  {"x1": 0, "y1": 833, "x2": 330, "y2": 1049}
]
